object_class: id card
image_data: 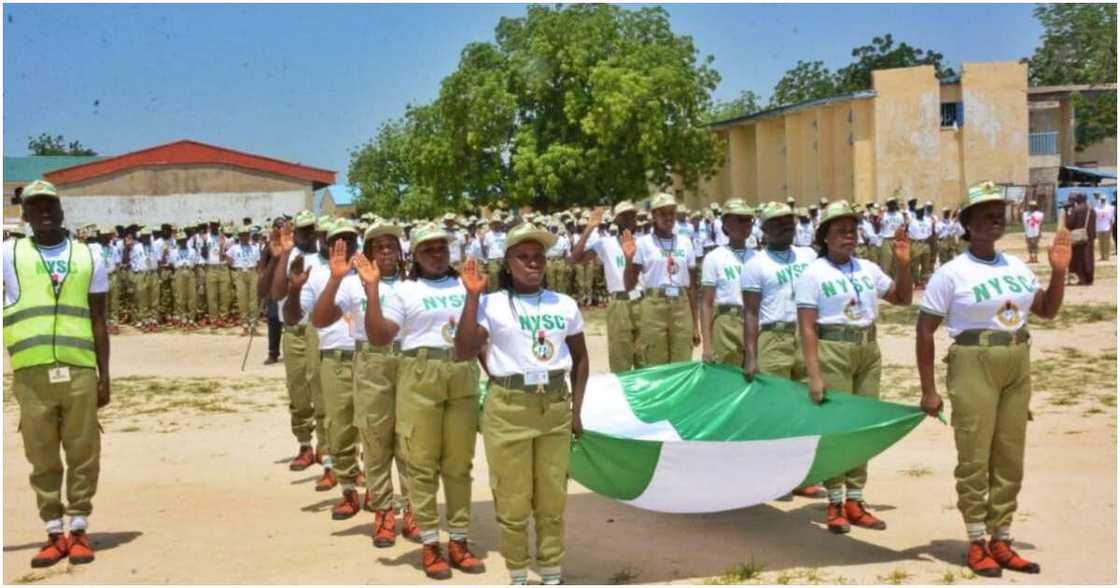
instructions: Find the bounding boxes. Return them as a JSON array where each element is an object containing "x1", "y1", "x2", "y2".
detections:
[
  {"x1": 48, "y1": 366, "x2": 71, "y2": 384},
  {"x1": 664, "y1": 287, "x2": 680, "y2": 298},
  {"x1": 524, "y1": 370, "x2": 550, "y2": 386}
]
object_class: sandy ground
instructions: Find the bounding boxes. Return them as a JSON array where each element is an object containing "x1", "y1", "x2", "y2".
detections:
[{"x1": 4, "y1": 238, "x2": 1116, "y2": 585}]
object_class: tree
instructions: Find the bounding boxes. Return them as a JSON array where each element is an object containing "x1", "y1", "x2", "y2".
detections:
[
  {"x1": 1026, "y1": 3, "x2": 1117, "y2": 149},
  {"x1": 27, "y1": 133, "x2": 97, "y2": 156},
  {"x1": 705, "y1": 90, "x2": 764, "y2": 123},
  {"x1": 833, "y1": 34, "x2": 955, "y2": 94},
  {"x1": 770, "y1": 60, "x2": 838, "y2": 107},
  {"x1": 349, "y1": 4, "x2": 724, "y2": 212}
]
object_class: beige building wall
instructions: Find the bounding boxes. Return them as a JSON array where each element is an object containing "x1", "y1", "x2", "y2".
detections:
[
  {"x1": 959, "y1": 61, "x2": 1029, "y2": 193},
  {"x1": 851, "y1": 99, "x2": 876, "y2": 204},
  {"x1": 59, "y1": 164, "x2": 313, "y2": 204},
  {"x1": 939, "y1": 129, "x2": 965, "y2": 205},
  {"x1": 727, "y1": 126, "x2": 752, "y2": 199},
  {"x1": 755, "y1": 118, "x2": 786, "y2": 203},
  {"x1": 871, "y1": 66, "x2": 941, "y2": 205}
]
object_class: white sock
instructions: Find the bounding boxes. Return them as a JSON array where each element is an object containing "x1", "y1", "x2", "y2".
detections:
[
  {"x1": 828, "y1": 488, "x2": 844, "y2": 504},
  {"x1": 341, "y1": 483, "x2": 355, "y2": 492},
  {"x1": 992, "y1": 526, "x2": 1011, "y2": 541},
  {"x1": 540, "y1": 565, "x2": 563, "y2": 585},
  {"x1": 421, "y1": 530, "x2": 440, "y2": 545},
  {"x1": 966, "y1": 522, "x2": 986, "y2": 542},
  {"x1": 45, "y1": 518, "x2": 64, "y2": 534},
  {"x1": 846, "y1": 489, "x2": 863, "y2": 502},
  {"x1": 510, "y1": 569, "x2": 529, "y2": 585},
  {"x1": 322, "y1": 456, "x2": 333, "y2": 469},
  {"x1": 69, "y1": 515, "x2": 88, "y2": 532},
  {"x1": 448, "y1": 530, "x2": 468, "y2": 542}
]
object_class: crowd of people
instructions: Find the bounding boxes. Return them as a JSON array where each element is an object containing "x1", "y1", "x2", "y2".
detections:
[{"x1": 3, "y1": 177, "x2": 1083, "y2": 582}]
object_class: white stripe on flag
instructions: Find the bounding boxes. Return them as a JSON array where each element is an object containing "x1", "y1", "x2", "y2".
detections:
[
  {"x1": 624, "y1": 436, "x2": 821, "y2": 513},
  {"x1": 581, "y1": 373, "x2": 680, "y2": 441}
]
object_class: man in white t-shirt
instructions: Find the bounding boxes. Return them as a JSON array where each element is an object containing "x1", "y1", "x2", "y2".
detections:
[
  {"x1": 700, "y1": 198, "x2": 755, "y2": 366},
  {"x1": 3, "y1": 180, "x2": 110, "y2": 568},
  {"x1": 1094, "y1": 193, "x2": 1114, "y2": 261},
  {"x1": 545, "y1": 222, "x2": 571, "y2": 295},
  {"x1": 482, "y1": 213, "x2": 507, "y2": 294},
  {"x1": 1021, "y1": 200, "x2": 1045, "y2": 263},
  {"x1": 877, "y1": 196, "x2": 907, "y2": 278}
]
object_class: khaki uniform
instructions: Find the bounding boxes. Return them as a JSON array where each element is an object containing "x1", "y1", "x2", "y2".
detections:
[
  {"x1": 107, "y1": 272, "x2": 123, "y2": 323},
  {"x1": 710, "y1": 306, "x2": 744, "y2": 366},
  {"x1": 129, "y1": 270, "x2": 159, "y2": 324},
  {"x1": 638, "y1": 290, "x2": 693, "y2": 365},
  {"x1": 605, "y1": 296, "x2": 642, "y2": 371},
  {"x1": 13, "y1": 365, "x2": 101, "y2": 522},
  {"x1": 282, "y1": 325, "x2": 329, "y2": 457},
  {"x1": 232, "y1": 268, "x2": 259, "y2": 324},
  {"x1": 172, "y1": 266, "x2": 198, "y2": 322},
  {"x1": 946, "y1": 338, "x2": 1031, "y2": 533},
  {"x1": 757, "y1": 326, "x2": 807, "y2": 380},
  {"x1": 204, "y1": 265, "x2": 232, "y2": 321},
  {"x1": 816, "y1": 326, "x2": 881, "y2": 494},
  {"x1": 573, "y1": 260, "x2": 594, "y2": 304},
  {"x1": 354, "y1": 342, "x2": 410, "y2": 510},
  {"x1": 909, "y1": 241, "x2": 931, "y2": 284},
  {"x1": 482, "y1": 379, "x2": 571, "y2": 574},
  {"x1": 878, "y1": 240, "x2": 896, "y2": 279},
  {"x1": 396, "y1": 350, "x2": 480, "y2": 536},
  {"x1": 545, "y1": 260, "x2": 570, "y2": 295},
  {"x1": 157, "y1": 267, "x2": 174, "y2": 322},
  {"x1": 320, "y1": 349, "x2": 361, "y2": 483}
]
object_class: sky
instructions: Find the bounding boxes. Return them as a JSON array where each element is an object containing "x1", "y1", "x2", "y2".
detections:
[{"x1": 3, "y1": 3, "x2": 1044, "y2": 183}]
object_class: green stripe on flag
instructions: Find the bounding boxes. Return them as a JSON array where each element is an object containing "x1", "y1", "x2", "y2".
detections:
[
  {"x1": 570, "y1": 431, "x2": 661, "y2": 501},
  {"x1": 800, "y1": 411, "x2": 925, "y2": 486}
]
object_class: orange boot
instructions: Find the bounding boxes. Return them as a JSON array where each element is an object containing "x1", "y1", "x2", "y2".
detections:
[
  {"x1": 401, "y1": 506, "x2": 422, "y2": 543},
  {"x1": 289, "y1": 446, "x2": 315, "y2": 471},
  {"x1": 826, "y1": 502, "x2": 850, "y2": 534},
  {"x1": 331, "y1": 488, "x2": 360, "y2": 520},
  {"x1": 372, "y1": 509, "x2": 397, "y2": 548},
  {"x1": 422, "y1": 543, "x2": 452, "y2": 580},
  {"x1": 844, "y1": 499, "x2": 886, "y2": 530},
  {"x1": 792, "y1": 484, "x2": 826, "y2": 498},
  {"x1": 67, "y1": 530, "x2": 95, "y2": 565},
  {"x1": 988, "y1": 539, "x2": 1040, "y2": 574},
  {"x1": 967, "y1": 540, "x2": 1003, "y2": 577},
  {"x1": 30, "y1": 533, "x2": 69, "y2": 568},
  {"x1": 316, "y1": 468, "x2": 338, "y2": 492},
  {"x1": 448, "y1": 539, "x2": 485, "y2": 574}
]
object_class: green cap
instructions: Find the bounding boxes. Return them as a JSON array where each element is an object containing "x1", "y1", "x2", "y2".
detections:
[
  {"x1": 818, "y1": 200, "x2": 858, "y2": 226},
  {"x1": 442, "y1": 212, "x2": 458, "y2": 223},
  {"x1": 315, "y1": 215, "x2": 333, "y2": 232},
  {"x1": 611, "y1": 200, "x2": 635, "y2": 216},
  {"x1": 327, "y1": 219, "x2": 358, "y2": 239},
  {"x1": 504, "y1": 222, "x2": 557, "y2": 252},
  {"x1": 22, "y1": 179, "x2": 58, "y2": 201},
  {"x1": 411, "y1": 222, "x2": 451, "y2": 247},
  {"x1": 364, "y1": 221, "x2": 402, "y2": 241},
  {"x1": 138, "y1": 226, "x2": 152, "y2": 237},
  {"x1": 175, "y1": 231, "x2": 187, "y2": 240},
  {"x1": 294, "y1": 210, "x2": 317, "y2": 228},
  {"x1": 961, "y1": 181, "x2": 1005, "y2": 212},
  {"x1": 722, "y1": 198, "x2": 754, "y2": 217},
  {"x1": 649, "y1": 192, "x2": 677, "y2": 211},
  {"x1": 236, "y1": 225, "x2": 250, "y2": 235},
  {"x1": 759, "y1": 201, "x2": 794, "y2": 222}
]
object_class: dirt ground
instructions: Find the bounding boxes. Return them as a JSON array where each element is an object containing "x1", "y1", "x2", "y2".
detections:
[{"x1": 4, "y1": 237, "x2": 1117, "y2": 585}]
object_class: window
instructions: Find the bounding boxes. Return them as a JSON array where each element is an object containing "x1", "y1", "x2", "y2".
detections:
[{"x1": 941, "y1": 102, "x2": 964, "y2": 128}]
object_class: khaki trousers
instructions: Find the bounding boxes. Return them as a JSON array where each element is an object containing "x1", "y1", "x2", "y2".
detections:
[
  {"x1": 878, "y1": 239, "x2": 896, "y2": 279},
  {"x1": 13, "y1": 365, "x2": 101, "y2": 521},
  {"x1": 757, "y1": 329, "x2": 806, "y2": 381},
  {"x1": 128, "y1": 271, "x2": 158, "y2": 324},
  {"x1": 396, "y1": 352, "x2": 480, "y2": 535},
  {"x1": 1099, "y1": 233, "x2": 1111, "y2": 261},
  {"x1": 638, "y1": 292, "x2": 693, "y2": 366},
  {"x1": 711, "y1": 310, "x2": 744, "y2": 367},
  {"x1": 282, "y1": 327, "x2": 328, "y2": 456},
  {"x1": 605, "y1": 297, "x2": 642, "y2": 372},
  {"x1": 107, "y1": 272, "x2": 122, "y2": 323},
  {"x1": 172, "y1": 267, "x2": 198, "y2": 321},
  {"x1": 354, "y1": 346, "x2": 410, "y2": 510},
  {"x1": 486, "y1": 260, "x2": 502, "y2": 294},
  {"x1": 946, "y1": 342, "x2": 1031, "y2": 532},
  {"x1": 232, "y1": 268, "x2": 259, "y2": 325},
  {"x1": 545, "y1": 259, "x2": 570, "y2": 294},
  {"x1": 910, "y1": 241, "x2": 931, "y2": 284},
  {"x1": 204, "y1": 265, "x2": 232, "y2": 320},
  {"x1": 817, "y1": 338, "x2": 882, "y2": 494},
  {"x1": 320, "y1": 351, "x2": 360, "y2": 484},
  {"x1": 482, "y1": 382, "x2": 571, "y2": 572}
]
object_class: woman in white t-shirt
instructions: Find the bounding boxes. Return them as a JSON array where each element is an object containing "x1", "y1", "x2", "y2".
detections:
[
  {"x1": 363, "y1": 222, "x2": 484, "y2": 580},
  {"x1": 794, "y1": 200, "x2": 911, "y2": 535},
  {"x1": 310, "y1": 222, "x2": 420, "y2": 547},
  {"x1": 700, "y1": 198, "x2": 755, "y2": 366},
  {"x1": 915, "y1": 181, "x2": 1071, "y2": 578},
  {"x1": 455, "y1": 223, "x2": 589, "y2": 587}
]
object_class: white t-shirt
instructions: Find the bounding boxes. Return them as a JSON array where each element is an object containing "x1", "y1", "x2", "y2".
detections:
[
  {"x1": 278, "y1": 249, "x2": 324, "y2": 325},
  {"x1": 1095, "y1": 205, "x2": 1114, "y2": 232},
  {"x1": 713, "y1": 219, "x2": 730, "y2": 247},
  {"x1": 3, "y1": 238, "x2": 109, "y2": 305},
  {"x1": 383, "y1": 276, "x2": 467, "y2": 351},
  {"x1": 126, "y1": 242, "x2": 153, "y2": 273},
  {"x1": 169, "y1": 246, "x2": 200, "y2": 269},
  {"x1": 919, "y1": 251, "x2": 1040, "y2": 337},
  {"x1": 794, "y1": 257, "x2": 893, "y2": 327},
  {"x1": 200, "y1": 233, "x2": 225, "y2": 265},
  {"x1": 483, "y1": 231, "x2": 507, "y2": 261},
  {"x1": 632, "y1": 232, "x2": 696, "y2": 290},
  {"x1": 740, "y1": 246, "x2": 816, "y2": 324},
  {"x1": 878, "y1": 211, "x2": 906, "y2": 239},
  {"x1": 907, "y1": 217, "x2": 934, "y2": 241},
  {"x1": 546, "y1": 235, "x2": 570, "y2": 259},
  {"x1": 465, "y1": 236, "x2": 483, "y2": 260},
  {"x1": 793, "y1": 221, "x2": 815, "y2": 247},
  {"x1": 587, "y1": 232, "x2": 630, "y2": 294},
  {"x1": 701, "y1": 246, "x2": 754, "y2": 306},
  {"x1": 333, "y1": 273, "x2": 402, "y2": 344},
  {"x1": 476, "y1": 289, "x2": 584, "y2": 377},
  {"x1": 226, "y1": 241, "x2": 261, "y2": 270},
  {"x1": 1021, "y1": 211, "x2": 1044, "y2": 238},
  {"x1": 299, "y1": 264, "x2": 354, "y2": 350}
]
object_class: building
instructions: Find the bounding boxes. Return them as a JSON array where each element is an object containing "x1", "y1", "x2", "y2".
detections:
[
  {"x1": 313, "y1": 183, "x2": 359, "y2": 218},
  {"x1": 4, "y1": 155, "x2": 103, "y2": 223},
  {"x1": 687, "y1": 61, "x2": 1030, "y2": 211},
  {"x1": 21, "y1": 140, "x2": 335, "y2": 228}
]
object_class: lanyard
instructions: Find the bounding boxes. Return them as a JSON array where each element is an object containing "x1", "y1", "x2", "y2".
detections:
[
  {"x1": 507, "y1": 289, "x2": 547, "y2": 358},
  {"x1": 828, "y1": 257, "x2": 865, "y2": 311},
  {"x1": 656, "y1": 234, "x2": 678, "y2": 286}
]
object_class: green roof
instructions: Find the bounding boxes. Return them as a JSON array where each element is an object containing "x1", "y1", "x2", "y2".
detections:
[{"x1": 4, "y1": 155, "x2": 104, "y2": 183}]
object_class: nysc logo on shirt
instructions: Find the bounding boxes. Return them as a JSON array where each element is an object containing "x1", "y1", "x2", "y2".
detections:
[
  {"x1": 518, "y1": 315, "x2": 568, "y2": 332},
  {"x1": 614, "y1": 255, "x2": 625, "y2": 269},
  {"x1": 723, "y1": 265, "x2": 743, "y2": 281},
  {"x1": 37, "y1": 260, "x2": 70, "y2": 277},
  {"x1": 422, "y1": 294, "x2": 466, "y2": 311},
  {"x1": 775, "y1": 262, "x2": 809, "y2": 286},
  {"x1": 358, "y1": 295, "x2": 387, "y2": 314},
  {"x1": 971, "y1": 275, "x2": 1036, "y2": 304},
  {"x1": 822, "y1": 276, "x2": 875, "y2": 298}
]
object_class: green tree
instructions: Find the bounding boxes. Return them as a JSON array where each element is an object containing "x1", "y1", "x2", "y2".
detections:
[
  {"x1": 833, "y1": 34, "x2": 955, "y2": 94},
  {"x1": 770, "y1": 60, "x2": 838, "y2": 107},
  {"x1": 706, "y1": 89, "x2": 764, "y2": 123},
  {"x1": 27, "y1": 133, "x2": 97, "y2": 156},
  {"x1": 1027, "y1": 3, "x2": 1117, "y2": 149}
]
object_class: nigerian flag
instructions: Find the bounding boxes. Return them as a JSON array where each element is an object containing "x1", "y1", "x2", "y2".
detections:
[{"x1": 571, "y1": 362, "x2": 926, "y2": 513}]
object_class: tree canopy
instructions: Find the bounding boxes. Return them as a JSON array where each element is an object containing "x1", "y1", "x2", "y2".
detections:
[
  {"x1": 27, "y1": 133, "x2": 97, "y2": 156},
  {"x1": 349, "y1": 4, "x2": 723, "y2": 215}
]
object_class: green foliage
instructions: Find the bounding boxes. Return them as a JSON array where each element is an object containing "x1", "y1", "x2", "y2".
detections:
[
  {"x1": 770, "y1": 60, "x2": 839, "y2": 107},
  {"x1": 706, "y1": 89, "x2": 764, "y2": 123},
  {"x1": 349, "y1": 5, "x2": 723, "y2": 214},
  {"x1": 27, "y1": 133, "x2": 97, "y2": 156},
  {"x1": 1027, "y1": 4, "x2": 1117, "y2": 150}
]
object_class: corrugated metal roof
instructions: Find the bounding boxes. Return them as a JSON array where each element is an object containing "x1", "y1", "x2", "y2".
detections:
[
  {"x1": 4, "y1": 155, "x2": 104, "y2": 182},
  {"x1": 707, "y1": 90, "x2": 877, "y2": 130}
]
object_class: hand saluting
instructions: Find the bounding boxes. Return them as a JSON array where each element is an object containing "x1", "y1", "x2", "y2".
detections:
[
  {"x1": 621, "y1": 228, "x2": 637, "y2": 261},
  {"x1": 588, "y1": 206, "x2": 605, "y2": 229},
  {"x1": 288, "y1": 255, "x2": 310, "y2": 289},
  {"x1": 328, "y1": 239, "x2": 350, "y2": 280},
  {"x1": 1048, "y1": 228, "x2": 1073, "y2": 273},
  {"x1": 461, "y1": 256, "x2": 488, "y2": 295},
  {"x1": 351, "y1": 252, "x2": 381, "y2": 285},
  {"x1": 892, "y1": 225, "x2": 911, "y2": 268}
]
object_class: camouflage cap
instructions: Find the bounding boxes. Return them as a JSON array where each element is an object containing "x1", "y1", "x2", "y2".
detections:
[
  {"x1": 364, "y1": 221, "x2": 402, "y2": 241},
  {"x1": 818, "y1": 200, "x2": 858, "y2": 226},
  {"x1": 327, "y1": 219, "x2": 358, "y2": 239},
  {"x1": 961, "y1": 180, "x2": 1006, "y2": 212},
  {"x1": 759, "y1": 201, "x2": 795, "y2": 222},
  {"x1": 315, "y1": 215, "x2": 333, "y2": 232},
  {"x1": 293, "y1": 210, "x2": 317, "y2": 228},
  {"x1": 411, "y1": 222, "x2": 452, "y2": 247},
  {"x1": 649, "y1": 192, "x2": 677, "y2": 211},
  {"x1": 22, "y1": 179, "x2": 59, "y2": 201},
  {"x1": 175, "y1": 231, "x2": 187, "y2": 240},
  {"x1": 613, "y1": 200, "x2": 636, "y2": 216},
  {"x1": 722, "y1": 198, "x2": 754, "y2": 217},
  {"x1": 504, "y1": 222, "x2": 558, "y2": 252}
]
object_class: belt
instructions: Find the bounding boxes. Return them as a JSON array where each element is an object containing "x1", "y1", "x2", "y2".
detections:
[
  {"x1": 284, "y1": 325, "x2": 307, "y2": 336},
  {"x1": 234, "y1": 267, "x2": 255, "y2": 272},
  {"x1": 356, "y1": 340, "x2": 401, "y2": 355},
  {"x1": 401, "y1": 346, "x2": 457, "y2": 361},
  {"x1": 817, "y1": 324, "x2": 877, "y2": 344},
  {"x1": 320, "y1": 349, "x2": 355, "y2": 361},
  {"x1": 644, "y1": 287, "x2": 686, "y2": 298},
  {"x1": 760, "y1": 321, "x2": 797, "y2": 333},
  {"x1": 490, "y1": 370, "x2": 568, "y2": 394},
  {"x1": 953, "y1": 328, "x2": 1030, "y2": 347},
  {"x1": 715, "y1": 304, "x2": 742, "y2": 317}
]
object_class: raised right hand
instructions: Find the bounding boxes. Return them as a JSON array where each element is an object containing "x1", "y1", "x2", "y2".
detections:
[
  {"x1": 621, "y1": 228, "x2": 637, "y2": 260},
  {"x1": 461, "y1": 256, "x2": 488, "y2": 295},
  {"x1": 328, "y1": 239, "x2": 349, "y2": 279},
  {"x1": 588, "y1": 207, "x2": 605, "y2": 229},
  {"x1": 288, "y1": 255, "x2": 310, "y2": 290},
  {"x1": 351, "y1": 252, "x2": 381, "y2": 285}
]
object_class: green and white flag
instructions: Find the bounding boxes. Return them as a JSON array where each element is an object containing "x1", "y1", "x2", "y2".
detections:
[{"x1": 571, "y1": 362, "x2": 926, "y2": 513}]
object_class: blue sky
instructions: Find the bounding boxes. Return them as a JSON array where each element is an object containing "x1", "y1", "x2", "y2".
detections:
[{"x1": 3, "y1": 3, "x2": 1043, "y2": 182}]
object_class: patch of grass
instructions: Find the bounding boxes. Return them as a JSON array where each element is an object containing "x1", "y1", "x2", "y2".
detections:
[
  {"x1": 938, "y1": 569, "x2": 957, "y2": 584},
  {"x1": 706, "y1": 558, "x2": 765, "y2": 585},
  {"x1": 877, "y1": 568, "x2": 911, "y2": 585},
  {"x1": 11, "y1": 572, "x2": 46, "y2": 584},
  {"x1": 119, "y1": 425, "x2": 141, "y2": 433},
  {"x1": 1034, "y1": 347, "x2": 1117, "y2": 408},
  {"x1": 607, "y1": 565, "x2": 640, "y2": 585},
  {"x1": 1030, "y1": 303, "x2": 1116, "y2": 330},
  {"x1": 877, "y1": 304, "x2": 921, "y2": 326},
  {"x1": 901, "y1": 465, "x2": 933, "y2": 478}
]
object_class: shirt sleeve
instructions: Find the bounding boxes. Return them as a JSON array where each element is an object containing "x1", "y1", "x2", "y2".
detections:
[
  {"x1": 299, "y1": 280, "x2": 316, "y2": 317},
  {"x1": 700, "y1": 252, "x2": 719, "y2": 287},
  {"x1": 741, "y1": 259, "x2": 762, "y2": 292},
  {"x1": 476, "y1": 293, "x2": 493, "y2": 337},
  {"x1": 566, "y1": 298, "x2": 585, "y2": 336},
  {"x1": 89, "y1": 247, "x2": 109, "y2": 294},
  {"x1": 333, "y1": 279, "x2": 353, "y2": 313},
  {"x1": 872, "y1": 262, "x2": 893, "y2": 297},
  {"x1": 381, "y1": 286, "x2": 405, "y2": 328},
  {"x1": 919, "y1": 267, "x2": 953, "y2": 317},
  {"x1": 793, "y1": 266, "x2": 819, "y2": 309},
  {"x1": 632, "y1": 237, "x2": 648, "y2": 267}
]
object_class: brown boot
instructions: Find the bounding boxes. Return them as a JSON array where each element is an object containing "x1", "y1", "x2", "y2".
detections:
[
  {"x1": 844, "y1": 499, "x2": 886, "y2": 530},
  {"x1": 448, "y1": 539, "x2": 485, "y2": 574},
  {"x1": 422, "y1": 543, "x2": 452, "y2": 580},
  {"x1": 289, "y1": 446, "x2": 315, "y2": 471},
  {"x1": 826, "y1": 502, "x2": 850, "y2": 534},
  {"x1": 315, "y1": 468, "x2": 337, "y2": 492},
  {"x1": 967, "y1": 540, "x2": 1003, "y2": 578},
  {"x1": 30, "y1": 533, "x2": 69, "y2": 568},
  {"x1": 372, "y1": 509, "x2": 397, "y2": 548},
  {"x1": 67, "y1": 530, "x2": 95, "y2": 565},
  {"x1": 401, "y1": 506, "x2": 422, "y2": 543},
  {"x1": 331, "y1": 489, "x2": 360, "y2": 520}
]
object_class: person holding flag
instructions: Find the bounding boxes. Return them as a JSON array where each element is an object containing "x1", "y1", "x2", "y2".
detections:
[{"x1": 700, "y1": 198, "x2": 755, "y2": 366}]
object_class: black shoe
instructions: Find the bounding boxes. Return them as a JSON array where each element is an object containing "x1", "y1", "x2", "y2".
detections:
[{"x1": 263, "y1": 355, "x2": 280, "y2": 365}]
